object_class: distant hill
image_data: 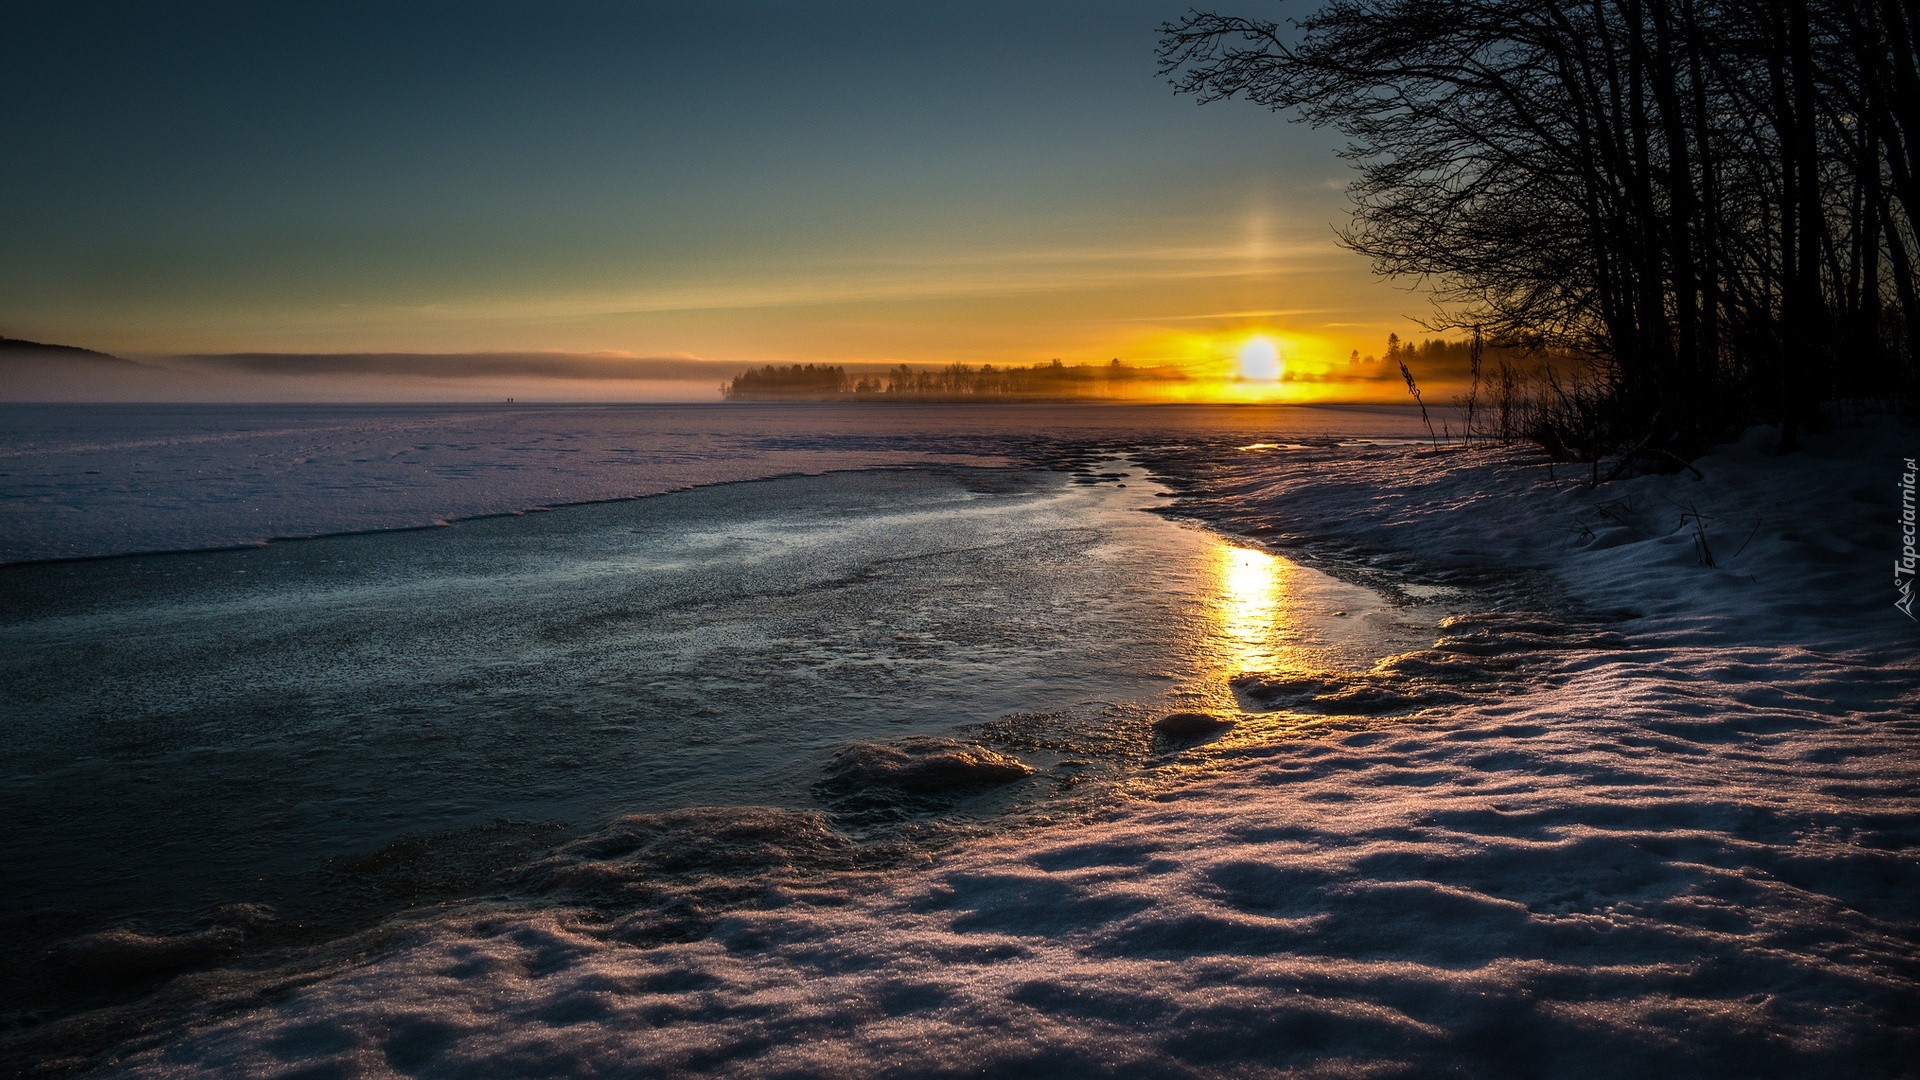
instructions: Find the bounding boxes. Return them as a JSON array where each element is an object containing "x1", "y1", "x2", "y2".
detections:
[
  {"x1": 0, "y1": 335, "x2": 201, "y2": 401},
  {"x1": 0, "y1": 336, "x2": 139, "y2": 363},
  {"x1": 0, "y1": 342, "x2": 770, "y2": 402}
]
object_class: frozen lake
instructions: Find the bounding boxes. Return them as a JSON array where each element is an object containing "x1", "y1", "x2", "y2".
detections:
[
  {"x1": 0, "y1": 448, "x2": 1443, "y2": 1036},
  {"x1": 0, "y1": 400, "x2": 1429, "y2": 563}
]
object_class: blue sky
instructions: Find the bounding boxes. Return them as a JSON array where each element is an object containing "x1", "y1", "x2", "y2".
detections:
[{"x1": 0, "y1": 0, "x2": 1418, "y2": 381}]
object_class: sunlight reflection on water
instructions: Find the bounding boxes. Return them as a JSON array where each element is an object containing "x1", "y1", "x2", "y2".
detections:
[
  {"x1": 1215, "y1": 544, "x2": 1290, "y2": 673},
  {"x1": 1190, "y1": 528, "x2": 1450, "y2": 718}
]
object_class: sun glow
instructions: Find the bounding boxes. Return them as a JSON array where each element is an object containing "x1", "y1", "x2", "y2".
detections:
[
  {"x1": 1236, "y1": 336, "x2": 1282, "y2": 382},
  {"x1": 1088, "y1": 323, "x2": 1410, "y2": 404}
]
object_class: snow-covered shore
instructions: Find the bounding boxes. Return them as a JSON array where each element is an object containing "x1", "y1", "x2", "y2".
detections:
[{"x1": 96, "y1": 420, "x2": 1920, "y2": 1077}]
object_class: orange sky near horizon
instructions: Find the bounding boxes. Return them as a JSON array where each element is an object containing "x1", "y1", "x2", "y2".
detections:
[{"x1": 0, "y1": 2, "x2": 1454, "y2": 405}]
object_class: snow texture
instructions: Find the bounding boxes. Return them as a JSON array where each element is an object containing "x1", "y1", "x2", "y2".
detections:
[{"x1": 67, "y1": 419, "x2": 1920, "y2": 1077}]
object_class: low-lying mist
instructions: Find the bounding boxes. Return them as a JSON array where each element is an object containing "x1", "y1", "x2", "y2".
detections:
[{"x1": 0, "y1": 342, "x2": 746, "y2": 403}]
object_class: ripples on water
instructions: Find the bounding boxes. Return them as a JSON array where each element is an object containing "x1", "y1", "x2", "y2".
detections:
[{"x1": 0, "y1": 460, "x2": 1447, "y2": 1038}]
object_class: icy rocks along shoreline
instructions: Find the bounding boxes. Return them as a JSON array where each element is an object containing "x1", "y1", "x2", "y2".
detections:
[{"x1": 104, "y1": 421, "x2": 1919, "y2": 1078}]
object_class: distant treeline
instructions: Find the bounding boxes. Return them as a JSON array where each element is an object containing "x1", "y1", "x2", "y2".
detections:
[
  {"x1": 721, "y1": 359, "x2": 1184, "y2": 400},
  {"x1": 1353, "y1": 333, "x2": 1531, "y2": 370},
  {"x1": 723, "y1": 363, "x2": 852, "y2": 398},
  {"x1": 1164, "y1": 0, "x2": 1919, "y2": 457}
]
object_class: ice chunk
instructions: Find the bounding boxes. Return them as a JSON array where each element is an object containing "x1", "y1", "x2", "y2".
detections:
[{"x1": 823, "y1": 737, "x2": 1034, "y2": 793}]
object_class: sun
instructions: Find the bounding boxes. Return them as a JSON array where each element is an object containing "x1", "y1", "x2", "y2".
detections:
[{"x1": 1236, "y1": 336, "x2": 1282, "y2": 382}]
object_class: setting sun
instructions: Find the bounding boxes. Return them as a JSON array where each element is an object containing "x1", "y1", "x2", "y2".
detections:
[{"x1": 1236, "y1": 336, "x2": 1282, "y2": 382}]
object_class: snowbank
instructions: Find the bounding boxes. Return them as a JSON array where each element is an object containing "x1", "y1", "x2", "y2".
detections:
[{"x1": 101, "y1": 420, "x2": 1920, "y2": 1077}]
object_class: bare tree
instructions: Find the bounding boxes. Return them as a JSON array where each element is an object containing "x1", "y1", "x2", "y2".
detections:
[{"x1": 1161, "y1": 0, "x2": 1915, "y2": 455}]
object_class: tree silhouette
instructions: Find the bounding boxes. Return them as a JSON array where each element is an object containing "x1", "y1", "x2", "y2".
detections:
[{"x1": 1161, "y1": 0, "x2": 1916, "y2": 453}]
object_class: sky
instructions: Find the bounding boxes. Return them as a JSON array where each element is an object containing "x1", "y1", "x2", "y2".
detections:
[{"x1": 0, "y1": 0, "x2": 1437, "y2": 399}]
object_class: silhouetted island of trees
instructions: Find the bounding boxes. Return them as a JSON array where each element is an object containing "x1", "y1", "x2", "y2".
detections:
[
  {"x1": 720, "y1": 359, "x2": 1186, "y2": 401},
  {"x1": 1162, "y1": 0, "x2": 1917, "y2": 459},
  {"x1": 0, "y1": 336, "x2": 125, "y2": 361}
]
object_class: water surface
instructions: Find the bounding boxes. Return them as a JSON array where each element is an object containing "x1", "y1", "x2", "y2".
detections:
[{"x1": 1, "y1": 461, "x2": 1439, "y2": 1024}]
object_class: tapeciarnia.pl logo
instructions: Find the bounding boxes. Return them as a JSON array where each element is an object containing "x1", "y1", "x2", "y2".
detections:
[{"x1": 1900, "y1": 456, "x2": 1917, "y2": 619}]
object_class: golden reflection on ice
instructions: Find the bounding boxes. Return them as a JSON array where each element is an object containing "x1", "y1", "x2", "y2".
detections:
[
  {"x1": 1213, "y1": 544, "x2": 1306, "y2": 674},
  {"x1": 1221, "y1": 545, "x2": 1282, "y2": 664}
]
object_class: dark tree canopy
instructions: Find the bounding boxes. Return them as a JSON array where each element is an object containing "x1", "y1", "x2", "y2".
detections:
[
  {"x1": 721, "y1": 360, "x2": 1182, "y2": 401},
  {"x1": 1161, "y1": 0, "x2": 1918, "y2": 450}
]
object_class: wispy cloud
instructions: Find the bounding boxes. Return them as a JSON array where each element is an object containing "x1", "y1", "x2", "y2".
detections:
[
  {"x1": 370, "y1": 239, "x2": 1357, "y2": 324},
  {"x1": 1125, "y1": 308, "x2": 1346, "y2": 323}
]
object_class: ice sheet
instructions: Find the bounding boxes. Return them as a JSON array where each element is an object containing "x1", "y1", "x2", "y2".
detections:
[{"x1": 0, "y1": 401, "x2": 1427, "y2": 563}]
